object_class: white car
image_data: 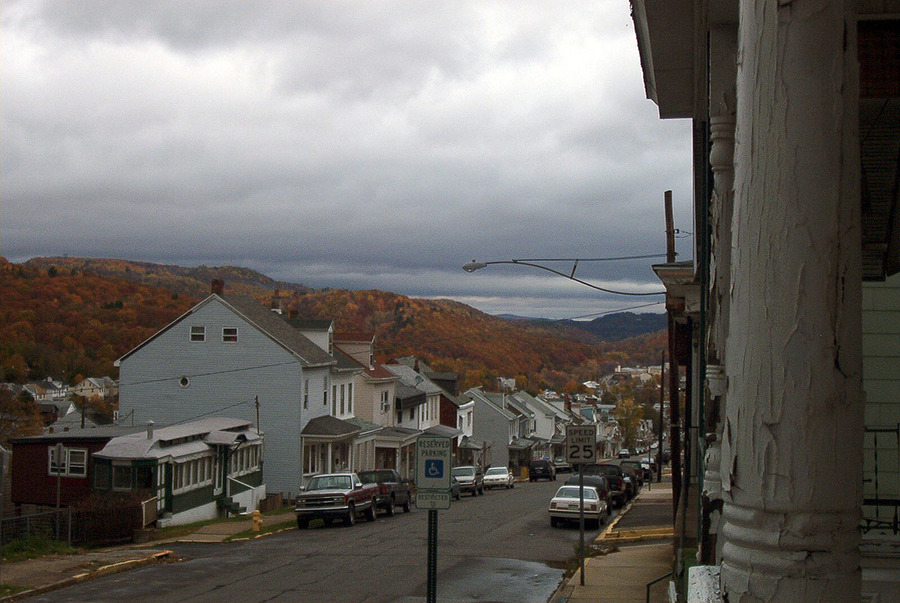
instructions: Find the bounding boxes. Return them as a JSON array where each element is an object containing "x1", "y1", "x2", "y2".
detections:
[
  {"x1": 483, "y1": 467, "x2": 515, "y2": 489},
  {"x1": 548, "y1": 485, "x2": 608, "y2": 529}
]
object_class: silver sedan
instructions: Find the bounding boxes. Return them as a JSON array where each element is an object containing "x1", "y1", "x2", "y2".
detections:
[{"x1": 483, "y1": 466, "x2": 515, "y2": 489}]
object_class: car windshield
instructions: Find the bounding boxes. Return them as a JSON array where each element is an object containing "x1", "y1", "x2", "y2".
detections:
[
  {"x1": 451, "y1": 467, "x2": 474, "y2": 477},
  {"x1": 307, "y1": 475, "x2": 352, "y2": 491},
  {"x1": 555, "y1": 487, "x2": 597, "y2": 500},
  {"x1": 485, "y1": 468, "x2": 507, "y2": 476}
]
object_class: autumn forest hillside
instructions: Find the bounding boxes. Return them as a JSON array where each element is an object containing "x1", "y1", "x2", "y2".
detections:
[{"x1": 4, "y1": 257, "x2": 666, "y2": 393}]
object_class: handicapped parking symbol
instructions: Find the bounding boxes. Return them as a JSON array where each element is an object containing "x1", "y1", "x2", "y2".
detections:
[{"x1": 425, "y1": 459, "x2": 444, "y2": 478}]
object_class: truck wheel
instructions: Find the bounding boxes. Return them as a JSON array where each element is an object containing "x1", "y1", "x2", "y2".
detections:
[
  {"x1": 297, "y1": 517, "x2": 309, "y2": 530},
  {"x1": 385, "y1": 497, "x2": 395, "y2": 517},
  {"x1": 345, "y1": 503, "x2": 356, "y2": 526},
  {"x1": 366, "y1": 499, "x2": 377, "y2": 522}
]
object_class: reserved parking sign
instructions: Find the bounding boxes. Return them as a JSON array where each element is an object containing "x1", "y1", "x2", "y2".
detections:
[{"x1": 416, "y1": 435, "x2": 452, "y2": 491}]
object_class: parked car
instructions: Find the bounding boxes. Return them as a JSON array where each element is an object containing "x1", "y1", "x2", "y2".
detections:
[
  {"x1": 451, "y1": 465, "x2": 484, "y2": 496},
  {"x1": 295, "y1": 472, "x2": 379, "y2": 528},
  {"x1": 564, "y1": 474, "x2": 610, "y2": 503},
  {"x1": 483, "y1": 466, "x2": 515, "y2": 489},
  {"x1": 582, "y1": 463, "x2": 627, "y2": 508},
  {"x1": 616, "y1": 463, "x2": 640, "y2": 497},
  {"x1": 450, "y1": 476, "x2": 461, "y2": 500},
  {"x1": 357, "y1": 469, "x2": 412, "y2": 516},
  {"x1": 528, "y1": 459, "x2": 557, "y2": 482},
  {"x1": 548, "y1": 485, "x2": 609, "y2": 529},
  {"x1": 620, "y1": 459, "x2": 651, "y2": 483},
  {"x1": 553, "y1": 456, "x2": 572, "y2": 473},
  {"x1": 618, "y1": 448, "x2": 631, "y2": 458}
]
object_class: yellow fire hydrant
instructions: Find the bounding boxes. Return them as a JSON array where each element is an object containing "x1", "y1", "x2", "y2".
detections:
[{"x1": 252, "y1": 509, "x2": 263, "y2": 533}]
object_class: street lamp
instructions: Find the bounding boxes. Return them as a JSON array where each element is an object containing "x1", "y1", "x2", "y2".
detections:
[{"x1": 462, "y1": 255, "x2": 668, "y2": 297}]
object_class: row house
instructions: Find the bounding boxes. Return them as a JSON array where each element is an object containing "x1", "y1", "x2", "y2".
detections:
[
  {"x1": 116, "y1": 280, "x2": 335, "y2": 497},
  {"x1": 93, "y1": 418, "x2": 264, "y2": 526},
  {"x1": 71, "y1": 377, "x2": 118, "y2": 400}
]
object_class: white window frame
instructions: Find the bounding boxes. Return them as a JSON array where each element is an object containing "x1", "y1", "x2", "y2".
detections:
[
  {"x1": 190, "y1": 325, "x2": 206, "y2": 342},
  {"x1": 222, "y1": 327, "x2": 238, "y2": 343},
  {"x1": 48, "y1": 447, "x2": 88, "y2": 478},
  {"x1": 67, "y1": 449, "x2": 87, "y2": 477}
]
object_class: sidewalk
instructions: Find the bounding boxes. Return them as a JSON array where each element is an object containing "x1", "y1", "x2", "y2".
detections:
[
  {"x1": 0, "y1": 512, "x2": 291, "y2": 602},
  {"x1": 551, "y1": 477, "x2": 675, "y2": 603}
]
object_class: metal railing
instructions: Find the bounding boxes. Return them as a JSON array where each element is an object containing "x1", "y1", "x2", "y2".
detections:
[
  {"x1": 0, "y1": 508, "x2": 72, "y2": 546},
  {"x1": 862, "y1": 424, "x2": 900, "y2": 534}
]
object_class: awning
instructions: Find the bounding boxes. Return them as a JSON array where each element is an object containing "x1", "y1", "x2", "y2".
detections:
[{"x1": 424, "y1": 424, "x2": 463, "y2": 438}]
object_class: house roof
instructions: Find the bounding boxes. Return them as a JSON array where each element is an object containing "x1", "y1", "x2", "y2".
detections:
[
  {"x1": 301, "y1": 415, "x2": 360, "y2": 438},
  {"x1": 94, "y1": 417, "x2": 259, "y2": 461},
  {"x1": 116, "y1": 293, "x2": 336, "y2": 369},
  {"x1": 12, "y1": 425, "x2": 143, "y2": 444},
  {"x1": 485, "y1": 392, "x2": 533, "y2": 418},
  {"x1": 345, "y1": 416, "x2": 383, "y2": 436},
  {"x1": 464, "y1": 388, "x2": 517, "y2": 420},
  {"x1": 424, "y1": 424, "x2": 463, "y2": 438},
  {"x1": 395, "y1": 383, "x2": 427, "y2": 409},
  {"x1": 385, "y1": 364, "x2": 443, "y2": 396},
  {"x1": 332, "y1": 347, "x2": 364, "y2": 373}
]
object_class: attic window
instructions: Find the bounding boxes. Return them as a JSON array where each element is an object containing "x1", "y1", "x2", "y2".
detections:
[
  {"x1": 190, "y1": 326, "x2": 205, "y2": 342},
  {"x1": 222, "y1": 327, "x2": 238, "y2": 343}
]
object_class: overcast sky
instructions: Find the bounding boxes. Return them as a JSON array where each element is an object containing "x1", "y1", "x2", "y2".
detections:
[{"x1": 1, "y1": 0, "x2": 692, "y2": 320}]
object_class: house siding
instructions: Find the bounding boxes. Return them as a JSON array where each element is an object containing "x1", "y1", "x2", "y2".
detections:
[
  {"x1": 118, "y1": 298, "x2": 329, "y2": 495},
  {"x1": 469, "y1": 395, "x2": 512, "y2": 468},
  {"x1": 10, "y1": 440, "x2": 108, "y2": 507},
  {"x1": 862, "y1": 273, "x2": 900, "y2": 524}
]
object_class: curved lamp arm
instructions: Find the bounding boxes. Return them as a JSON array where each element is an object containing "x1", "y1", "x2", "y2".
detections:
[{"x1": 462, "y1": 258, "x2": 666, "y2": 297}]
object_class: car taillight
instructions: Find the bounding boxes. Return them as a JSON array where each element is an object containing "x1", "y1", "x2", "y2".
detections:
[
  {"x1": 588, "y1": 504, "x2": 597, "y2": 511},
  {"x1": 550, "y1": 502, "x2": 558, "y2": 509},
  {"x1": 381, "y1": 484, "x2": 389, "y2": 495}
]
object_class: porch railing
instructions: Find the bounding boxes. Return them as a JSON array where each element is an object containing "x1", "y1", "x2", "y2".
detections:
[
  {"x1": 862, "y1": 424, "x2": 900, "y2": 534},
  {"x1": 141, "y1": 496, "x2": 158, "y2": 527}
]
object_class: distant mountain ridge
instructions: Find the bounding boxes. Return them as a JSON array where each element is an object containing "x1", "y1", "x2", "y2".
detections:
[
  {"x1": 9, "y1": 257, "x2": 666, "y2": 392},
  {"x1": 499, "y1": 312, "x2": 667, "y2": 342},
  {"x1": 24, "y1": 257, "x2": 312, "y2": 299}
]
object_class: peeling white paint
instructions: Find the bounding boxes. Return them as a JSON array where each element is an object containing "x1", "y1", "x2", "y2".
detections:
[{"x1": 721, "y1": 0, "x2": 863, "y2": 600}]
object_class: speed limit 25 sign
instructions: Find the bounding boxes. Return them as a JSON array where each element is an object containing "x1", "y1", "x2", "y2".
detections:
[{"x1": 566, "y1": 424, "x2": 598, "y2": 464}]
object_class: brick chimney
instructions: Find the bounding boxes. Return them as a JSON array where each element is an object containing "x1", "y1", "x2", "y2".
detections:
[{"x1": 211, "y1": 279, "x2": 224, "y2": 295}]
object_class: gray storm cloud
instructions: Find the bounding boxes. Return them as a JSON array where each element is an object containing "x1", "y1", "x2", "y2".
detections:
[{"x1": 1, "y1": 0, "x2": 692, "y2": 319}]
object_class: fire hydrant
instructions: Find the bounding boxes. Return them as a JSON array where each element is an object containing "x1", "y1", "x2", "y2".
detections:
[{"x1": 252, "y1": 509, "x2": 263, "y2": 533}]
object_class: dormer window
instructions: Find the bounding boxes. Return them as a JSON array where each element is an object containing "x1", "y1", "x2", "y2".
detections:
[
  {"x1": 190, "y1": 326, "x2": 205, "y2": 342},
  {"x1": 222, "y1": 327, "x2": 238, "y2": 343}
]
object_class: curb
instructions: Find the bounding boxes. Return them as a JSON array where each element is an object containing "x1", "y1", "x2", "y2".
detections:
[
  {"x1": 601, "y1": 527, "x2": 675, "y2": 544},
  {"x1": 0, "y1": 551, "x2": 173, "y2": 603}
]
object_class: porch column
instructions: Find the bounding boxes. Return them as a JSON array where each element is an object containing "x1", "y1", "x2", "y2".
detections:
[
  {"x1": 721, "y1": 1, "x2": 862, "y2": 600},
  {"x1": 701, "y1": 22, "x2": 737, "y2": 566}
]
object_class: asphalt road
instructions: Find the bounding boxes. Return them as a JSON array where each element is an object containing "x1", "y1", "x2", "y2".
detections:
[{"x1": 30, "y1": 476, "x2": 617, "y2": 603}]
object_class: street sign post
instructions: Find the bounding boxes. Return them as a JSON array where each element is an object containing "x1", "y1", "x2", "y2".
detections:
[
  {"x1": 565, "y1": 424, "x2": 597, "y2": 586},
  {"x1": 566, "y1": 424, "x2": 598, "y2": 465},
  {"x1": 415, "y1": 434, "x2": 452, "y2": 603}
]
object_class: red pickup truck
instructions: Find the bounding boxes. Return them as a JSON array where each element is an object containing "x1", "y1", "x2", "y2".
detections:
[{"x1": 294, "y1": 472, "x2": 379, "y2": 528}]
